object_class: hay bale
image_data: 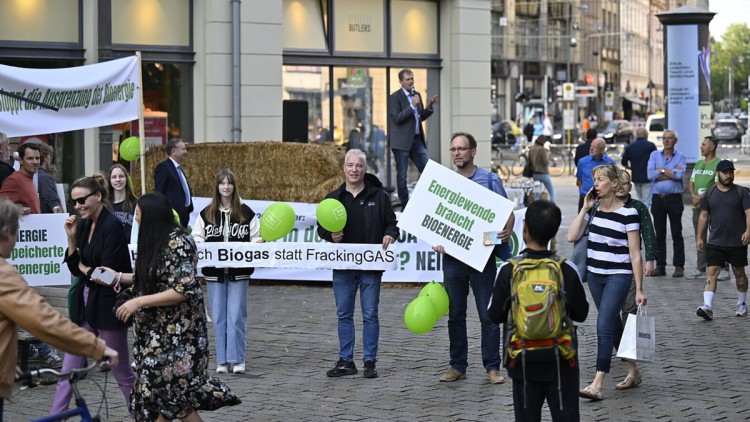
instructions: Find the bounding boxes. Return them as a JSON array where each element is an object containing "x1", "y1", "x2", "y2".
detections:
[{"x1": 132, "y1": 142, "x2": 345, "y2": 203}]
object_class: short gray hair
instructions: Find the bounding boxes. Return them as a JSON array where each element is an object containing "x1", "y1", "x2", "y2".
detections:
[
  {"x1": 0, "y1": 132, "x2": 8, "y2": 144},
  {"x1": 0, "y1": 199, "x2": 21, "y2": 241},
  {"x1": 664, "y1": 129, "x2": 678, "y2": 140},
  {"x1": 344, "y1": 148, "x2": 367, "y2": 165}
]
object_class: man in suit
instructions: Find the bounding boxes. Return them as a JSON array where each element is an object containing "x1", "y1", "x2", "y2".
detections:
[
  {"x1": 387, "y1": 69, "x2": 438, "y2": 209},
  {"x1": 154, "y1": 138, "x2": 193, "y2": 227}
]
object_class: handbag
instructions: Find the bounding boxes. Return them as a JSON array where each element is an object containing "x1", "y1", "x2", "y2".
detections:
[
  {"x1": 570, "y1": 200, "x2": 599, "y2": 283},
  {"x1": 616, "y1": 305, "x2": 656, "y2": 363},
  {"x1": 522, "y1": 158, "x2": 534, "y2": 178},
  {"x1": 67, "y1": 275, "x2": 84, "y2": 324}
]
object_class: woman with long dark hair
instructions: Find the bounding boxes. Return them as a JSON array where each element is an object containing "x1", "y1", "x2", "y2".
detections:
[
  {"x1": 50, "y1": 176, "x2": 135, "y2": 414},
  {"x1": 567, "y1": 163, "x2": 647, "y2": 401},
  {"x1": 192, "y1": 169, "x2": 262, "y2": 374},
  {"x1": 114, "y1": 192, "x2": 240, "y2": 421},
  {"x1": 108, "y1": 163, "x2": 138, "y2": 243}
]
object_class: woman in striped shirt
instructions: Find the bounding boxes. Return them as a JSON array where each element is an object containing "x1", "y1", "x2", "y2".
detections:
[{"x1": 567, "y1": 163, "x2": 648, "y2": 401}]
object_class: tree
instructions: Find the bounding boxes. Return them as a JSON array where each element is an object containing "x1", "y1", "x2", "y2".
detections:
[{"x1": 710, "y1": 23, "x2": 750, "y2": 111}]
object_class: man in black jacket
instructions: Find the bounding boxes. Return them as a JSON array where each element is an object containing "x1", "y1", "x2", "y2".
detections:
[
  {"x1": 317, "y1": 149, "x2": 399, "y2": 379},
  {"x1": 489, "y1": 200, "x2": 589, "y2": 421}
]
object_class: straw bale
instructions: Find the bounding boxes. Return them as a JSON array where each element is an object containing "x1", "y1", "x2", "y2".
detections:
[{"x1": 132, "y1": 141, "x2": 345, "y2": 203}]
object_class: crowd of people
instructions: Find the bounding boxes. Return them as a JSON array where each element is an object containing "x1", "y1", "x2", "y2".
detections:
[{"x1": 1, "y1": 107, "x2": 749, "y2": 421}]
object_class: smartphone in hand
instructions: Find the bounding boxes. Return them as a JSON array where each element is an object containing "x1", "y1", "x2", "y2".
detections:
[
  {"x1": 483, "y1": 231, "x2": 504, "y2": 246},
  {"x1": 94, "y1": 267, "x2": 117, "y2": 285}
]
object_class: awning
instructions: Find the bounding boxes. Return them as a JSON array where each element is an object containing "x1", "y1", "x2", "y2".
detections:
[{"x1": 622, "y1": 96, "x2": 648, "y2": 107}]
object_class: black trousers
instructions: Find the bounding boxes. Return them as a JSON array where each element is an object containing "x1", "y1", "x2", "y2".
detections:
[
  {"x1": 512, "y1": 374, "x2": 581, "y2": 422},
  {"x1": 651, "y1": 194, "x2": 685, "y2": 268}
]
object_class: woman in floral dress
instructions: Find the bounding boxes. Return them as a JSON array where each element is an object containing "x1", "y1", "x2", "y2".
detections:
[{"x1": 114, "y1": 192, "x2": 240, "y2": 421}]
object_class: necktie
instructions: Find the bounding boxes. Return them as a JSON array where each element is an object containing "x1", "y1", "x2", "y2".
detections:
[{"x1": 177, "y1": 166, "x2": 191, "y2": 206}]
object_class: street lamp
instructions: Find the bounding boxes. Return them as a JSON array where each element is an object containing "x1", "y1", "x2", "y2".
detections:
[{"x1": 728, "y1": 55, "x2": 747, "y2": 112}]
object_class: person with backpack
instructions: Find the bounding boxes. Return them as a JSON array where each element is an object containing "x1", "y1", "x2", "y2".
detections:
[
  {"x1": 567, "y1": 163, "x2": 647, "y2": 401},
  {"x1": 695, "y1": 160, "x2": 750, "y2": 320},
  {"x1": 489, "y1": 200, "x2": 589, "y2": 421}
]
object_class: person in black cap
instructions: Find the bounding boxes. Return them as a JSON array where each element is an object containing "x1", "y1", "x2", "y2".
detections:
[{"x1": 695, "y1": 159, "x2": 750, "y2": 320}]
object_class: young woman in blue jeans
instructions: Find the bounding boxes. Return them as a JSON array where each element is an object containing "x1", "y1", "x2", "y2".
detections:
[{"x1": 567, "y1": 163, "x2": 647, "y2": 401}]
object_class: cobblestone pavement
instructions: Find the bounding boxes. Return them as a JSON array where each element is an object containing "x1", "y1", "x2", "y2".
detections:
[{"x1": 5, "y1": 180, "x2": 750, "y2": 421}]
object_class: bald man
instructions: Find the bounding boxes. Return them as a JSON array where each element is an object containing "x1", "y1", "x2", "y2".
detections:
[{"x1": 575, "y1": 138, "x2": 616, "y2": 211}]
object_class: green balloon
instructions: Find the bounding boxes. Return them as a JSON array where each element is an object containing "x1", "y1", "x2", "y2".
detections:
[
  {"x1": 419, "y1": 281, "x2": 450, "y2": 318},
  {"x1": 260, "y1": 202, "x2": 296, "y2": 241},
  {"x1": 316, "y1": 198, "x2": 347, "y2": 233},
  {"x1": 404, "y1": 296, "x2": 438, "y2": 334},
  {"x1": 120, "y1": 136, "x2": 140, "y2": 162}
]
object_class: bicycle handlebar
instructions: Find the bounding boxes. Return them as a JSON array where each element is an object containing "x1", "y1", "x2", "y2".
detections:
[{"x1": 16, "y1": 359, "x2": 110, "y2": 388}]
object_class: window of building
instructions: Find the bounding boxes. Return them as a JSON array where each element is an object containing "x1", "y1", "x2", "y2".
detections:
[
  {"x1": 390, "y1": 0, "x2": 438, "y2": 56},
  {"x1": 283, "y1": 0, "x2": 328, "y2": 51},
  {"x1": 333, "y1": 0, "x2": 385, "y2": 54}
]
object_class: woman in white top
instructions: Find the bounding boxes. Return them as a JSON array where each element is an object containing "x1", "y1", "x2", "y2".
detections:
[{"x1": 567, "y1": 163, "x2": 647, "y2": 401}]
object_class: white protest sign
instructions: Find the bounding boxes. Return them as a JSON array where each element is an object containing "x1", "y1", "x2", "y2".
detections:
[
  {"x1": 8, "y1": 214, "x2": 70, "y2": 286},
  {"x1": 0, "y1": 56, "x2": 139, "y2": 137},
  {"x1": 397, "y1": 160, "x2": 515, "y2": 271}
]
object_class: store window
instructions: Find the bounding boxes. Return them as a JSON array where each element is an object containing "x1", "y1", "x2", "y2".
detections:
[
  {"x1": 332, "y1": 0, "x2": 385, "y2": 54},
  {"x1": 111, "y1": 0, "x2": 189, "y2": 46},
  {"x1": 0, "y1": 0, "x2": 79, "y2": 43},
  {"x1": 282, "y1": 0, "x2": 328, "y2": 51},
  {"x1": 390, "y1": 0, "x2": 438, "y2": 55}
]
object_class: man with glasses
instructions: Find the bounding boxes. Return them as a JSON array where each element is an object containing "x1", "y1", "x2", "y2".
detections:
[
  {"x1": 647, "y1": 129, "x2": 687, "y2": 278},
  {"x1": 387, "y1": 69, "x2": 438, "y2": 210},
  {"x1": 432, "y1": 132, "x2": 514, "y2": 385},
  {"x1": 575, "y1": 138, "x2": 614, "y2": 212},
  {"x1": 317, "y1": 149, "x2": 398, "y2": 379}
]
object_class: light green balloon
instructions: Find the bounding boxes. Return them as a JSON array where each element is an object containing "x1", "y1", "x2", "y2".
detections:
[
  {"x1": 260, "y1": 202, "x2": 296, "y2": 241},
  {"x1": 120, "y1": 136, "x2": 140, "y2": 162},
  {"x1": 419, "y1": 281, "x2": 450, "y2": 318},
  {"x1": 404, "y1": 296, "x2": 438, "y2": 334},
  {"x1": 316, "y1": 198, "x2": 347, "y2": 233}
]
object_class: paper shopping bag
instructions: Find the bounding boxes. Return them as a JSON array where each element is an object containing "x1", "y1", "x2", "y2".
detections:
[{"x1": 616, "y1": 307, "x2": 656, "y2": 363}]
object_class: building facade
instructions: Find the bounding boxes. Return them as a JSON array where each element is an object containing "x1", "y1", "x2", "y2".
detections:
[{"x1": 0, "y1": 0, "x2": 497, "y2": 184}]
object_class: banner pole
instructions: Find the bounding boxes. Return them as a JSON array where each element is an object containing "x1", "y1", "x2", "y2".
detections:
[{"x1": 136, "y1": 51, "x2": 146, "y2": 195}]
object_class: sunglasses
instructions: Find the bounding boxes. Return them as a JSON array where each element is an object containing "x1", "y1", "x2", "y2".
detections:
[{"x1": 71, "y1": 191, "x2": 97, "y2": 205}]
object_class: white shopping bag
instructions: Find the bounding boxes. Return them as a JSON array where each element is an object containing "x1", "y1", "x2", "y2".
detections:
[{"x1": 616, "y1": 305, "x2": 655, "y2": 363}]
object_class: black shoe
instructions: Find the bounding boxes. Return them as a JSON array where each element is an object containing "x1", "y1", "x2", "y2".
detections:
[
  {"x1": 363, "y1": 360, "x2": 378, "y2": 379},
  {"x1": 326, "y1": 359, "x2": 358, "y2": 377},
  {"x1": 650, "y1": 267, "x2": 666, "y2": 277}
]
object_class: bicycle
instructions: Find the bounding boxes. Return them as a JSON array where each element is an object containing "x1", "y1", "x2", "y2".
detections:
[
  {"x1": 15, "y1": 360, "x2": 111, "y2": 422},
  {"x1": 491, "y1": 144, "x2": 512, "y2": 181}
]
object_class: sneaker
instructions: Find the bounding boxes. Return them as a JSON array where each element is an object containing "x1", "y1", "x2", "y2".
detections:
[
  {"x1": 232, "y1": 363, "x2": 246, "y2": 374},
  {"x1": 40, "y1": 350, "x2": 63, "y2": 368},
  {"x1": 718, "y1": 269, "x2": 731, "y2": 281},
  {"x1": 737, "y1": 303, "x2": 748, "y2": 317},
  {"x1": 216, "y1": 364, "x2": 229, "y2": 374},
  {"x1": 685, "y1": 270, "x2": 706, "y2": 280},
  {"x1": 363, "y1": 360, "x2": 378, "y2": 379},
  {"x1": 439, "y1": 368, "x2": 466, "y2": 382},
  {"x1": 487, "y1": 370, "x2": 505, "y2": 384},
  {"x1": 650, "y1": 267, "x2": 666, "y2": 277},
  {"x1": 326, "y1": 359, "x2": 358, "y2": 377},
  {"x1": 697, "y1": 305, "x2": 714, "y2": 321}
]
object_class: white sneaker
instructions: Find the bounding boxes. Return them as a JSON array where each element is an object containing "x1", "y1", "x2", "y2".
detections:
[
  {"x1": 685, "y1": 270, "x2": 706, "y2": 280},
  {"x1": 718, "y1": 269, "x2": 731, "y2": 281},
  {"x1": 216, "y1": 364, "x2": 229, "y2": 374},
  {"x1": 232, "y1": 363, "x2": 246, "y2": 374},
  {"x1": 737, "y1": 303, "x2": 748, "y2": 317}
]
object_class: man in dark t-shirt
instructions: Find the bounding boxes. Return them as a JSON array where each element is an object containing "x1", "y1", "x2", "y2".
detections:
[{"x1": 696, "y1": 160, "x2": 750, "y2": 320}]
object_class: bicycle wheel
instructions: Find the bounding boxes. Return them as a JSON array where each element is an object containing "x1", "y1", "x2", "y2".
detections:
[
  {"x1": 548, "y1": 152, "x2": 566, "y2": 177},
  {"x1": 511, "y1": 155, "x2": 526, "y2": 176}
]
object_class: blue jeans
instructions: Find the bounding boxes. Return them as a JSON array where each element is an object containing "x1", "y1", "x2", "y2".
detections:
[
  {"x1": 633, "y1": 183, "x2": 652, "y2": 208},
  {"x1": 332, "y1": 270, "x2": 382, "y2": 363},
  {"x1": 587, "y1": 272, "x2": 632, "y2": 373},
  {"x1": 533, "y1": 172, "x2": 556, "y2": 203},
  {"x1": 207, "y1": 275, "x2": 249, "y2": 365},
  {"x1": 442, "y1": 255, "x2": 501, "y2": 373},
  {"x1": 392, "y1": 135, "x2": 429, "y2": 205}
]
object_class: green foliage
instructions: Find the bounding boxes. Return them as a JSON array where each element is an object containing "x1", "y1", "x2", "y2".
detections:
[{"x1": 711, "y1": 23, "x2": 750, "y2": 109}]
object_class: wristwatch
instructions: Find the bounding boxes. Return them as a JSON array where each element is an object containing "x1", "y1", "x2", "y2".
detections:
[{"x1": 660, "y1": 169, "x2": 665, "y2": 174}]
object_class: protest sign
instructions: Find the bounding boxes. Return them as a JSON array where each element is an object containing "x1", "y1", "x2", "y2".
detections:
[{"x1": 7, "y1": 214, "x2": 70, "y2": 286}]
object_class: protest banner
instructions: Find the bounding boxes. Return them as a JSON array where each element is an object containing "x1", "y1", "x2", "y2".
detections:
[
  {"x1": 7, "y1": 214, "x2": 70, "y2": 286},
  {"x1": 396, "y1": 160, "x2": 515, "y2": 271}
]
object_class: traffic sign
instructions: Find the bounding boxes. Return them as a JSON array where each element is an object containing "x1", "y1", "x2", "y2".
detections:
[
  {"x1": 576, "y1": 85, "x2": 597, "y2": 97},
  {"x1": 562, "y1": 83, "x2": 575, "y2": 101}
]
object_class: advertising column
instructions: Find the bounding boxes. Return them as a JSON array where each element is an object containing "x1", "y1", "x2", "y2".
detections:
[{"x1": 658, "y1": 7, "x2": 715, "y2": 164}]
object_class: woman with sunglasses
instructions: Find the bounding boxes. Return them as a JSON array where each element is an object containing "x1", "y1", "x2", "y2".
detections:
[
  {"x1": 192, "y1": 169, "x2": 262, "y2": 375},
  {"x1": 49, "y1": 176, "x2": 136, "y2": 415},
  {"x1": 567, "y1": 163, "x2": 647, "y2": 401},
  {"x1": 108, "y1": 164, "x2": 139, "y2": 243}
]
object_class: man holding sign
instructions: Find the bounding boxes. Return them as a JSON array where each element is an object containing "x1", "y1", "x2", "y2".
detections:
[
  {"x1": 317, "y1": 149, "x2": 399, "y2": 379},
  {"x1": 432, "y1": 132, "x2": 514, "y2": 384}
]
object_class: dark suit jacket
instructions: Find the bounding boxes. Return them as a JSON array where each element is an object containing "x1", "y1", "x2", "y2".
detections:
[
  {"x1": 154, "y1": 159, "x2": 193, "y2": 227},
  {"x1": 387, "y1": 88, "x2": 434, "y2": 151}
]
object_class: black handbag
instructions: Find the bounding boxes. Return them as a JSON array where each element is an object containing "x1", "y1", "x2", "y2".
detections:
[{"x1": 522, "y1": 158, "x2": 534, "y2": 178}]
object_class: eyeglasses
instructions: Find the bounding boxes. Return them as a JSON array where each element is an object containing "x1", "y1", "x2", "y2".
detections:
[
  {"x1": 71, "y1": 191, "x2": 97, "y2": 205},
  {"x1": 449, "y1": 147, "x2": 474, "y2": 153}
]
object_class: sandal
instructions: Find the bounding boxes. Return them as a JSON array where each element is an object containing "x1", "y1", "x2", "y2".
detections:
[
  {"x1": 579, "y1": 384, "x2": 604, "y2": 401},
  {"x1": 615, "y1": 371, "x2": 642, "y2": 390}
]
